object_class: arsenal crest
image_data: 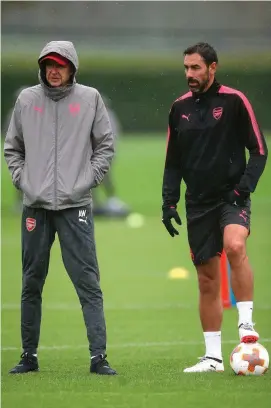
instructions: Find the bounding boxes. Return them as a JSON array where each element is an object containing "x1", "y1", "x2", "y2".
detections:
[
  {"x1": 213, "y1": 107, "x2": 223, "y2": 120},
  {"x1": 26, "y1": 217, "x2": 36, "y2": 232}
]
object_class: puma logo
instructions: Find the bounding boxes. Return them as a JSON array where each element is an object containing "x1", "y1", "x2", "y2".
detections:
[
  {"x1": 239, "y1": 209, "x2": 247, "y2": 222},
  {"x1": 79, "y1": 218, "x2": 87, "y2": 225},
  {"x1": 182, "y1": 114, "x2": 191, "y2": 122}
]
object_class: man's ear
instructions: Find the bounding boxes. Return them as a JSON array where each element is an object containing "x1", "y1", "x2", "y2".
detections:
[{"x1": 209, "y1": 61, "x2": 217, "y2": 75}]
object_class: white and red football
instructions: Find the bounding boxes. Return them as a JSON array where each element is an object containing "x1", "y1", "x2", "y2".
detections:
[{"x1": 230, "y1": 342, "x2": 269, "y2": 376}]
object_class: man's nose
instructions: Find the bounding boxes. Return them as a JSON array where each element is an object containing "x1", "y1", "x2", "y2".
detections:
[{"x1": 186, "y1": 69, "x2": 193, "y2": 78}]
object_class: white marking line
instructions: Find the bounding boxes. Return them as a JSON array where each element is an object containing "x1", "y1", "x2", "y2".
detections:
[
  {"x1": 1, "y1": 302, "x2": 191, "y2": 311},
  {"x1": 2, "y1": 338, "x2": 271, "y2": 352},
  {"x1": 2, "y1": 303, "x2": 271, "y2": 311}
]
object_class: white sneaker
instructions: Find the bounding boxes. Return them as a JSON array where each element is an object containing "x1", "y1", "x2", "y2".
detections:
[
  {"x1": 239, "y1": 323, "x2": 259, "y2": 343},
  {"x1": 183, "y1": 357, "x2": 224, "y2": 373}
]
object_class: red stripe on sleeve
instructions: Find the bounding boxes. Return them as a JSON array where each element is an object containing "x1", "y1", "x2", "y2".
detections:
[{"x1": 219, "y1": 86, "x2": 264, "y2": 155}]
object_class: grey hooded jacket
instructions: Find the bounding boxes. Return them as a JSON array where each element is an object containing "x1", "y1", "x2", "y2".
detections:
[{"x1": 4, "y1": 41, "x2": 115, "y2": 210}]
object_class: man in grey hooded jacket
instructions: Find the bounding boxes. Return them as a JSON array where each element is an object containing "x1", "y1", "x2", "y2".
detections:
[{"x1": 4, "y1": 40, "x2": 117, "y2": 375}]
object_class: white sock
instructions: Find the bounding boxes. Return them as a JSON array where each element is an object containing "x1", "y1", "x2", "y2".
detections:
[
  {"x1": 236, "y1": 301, "x2": 253, "y2": 327},
  {"x1": 204, "y1": 331, "x2": 222, "y2": 360}
]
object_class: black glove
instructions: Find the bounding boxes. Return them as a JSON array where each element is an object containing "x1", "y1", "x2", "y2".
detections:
[
  {"x1": 223, "y1": 188, "x2": 250, "y2": 207},
  {"x1": 162, "y1": 206, "x2": 182, "y2": 237}
]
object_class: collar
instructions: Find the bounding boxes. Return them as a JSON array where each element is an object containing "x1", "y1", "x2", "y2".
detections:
[
  {"x1": 38, "y1": 71, "x2": 76, "y2": 102},
  {"x1": 192, "y1": 79, "x2": 221, "y2": 100}
]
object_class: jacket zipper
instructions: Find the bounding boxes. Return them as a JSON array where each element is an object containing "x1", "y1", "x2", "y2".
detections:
[
  {"x1": 54, "y1": 103, "x2": 58, "y2": 210},
  {"x1": 195, "y1": 97, "x2": 209, "y2": 122}
]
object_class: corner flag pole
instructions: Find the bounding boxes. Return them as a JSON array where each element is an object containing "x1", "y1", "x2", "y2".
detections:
[{"x1": 221, "y1": 251, "x2": 236, "y2": 308}]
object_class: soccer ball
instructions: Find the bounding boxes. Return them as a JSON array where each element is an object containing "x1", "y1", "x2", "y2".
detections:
[{"x1": 230, "y1": 342, "x2": 269, "y2": 376}]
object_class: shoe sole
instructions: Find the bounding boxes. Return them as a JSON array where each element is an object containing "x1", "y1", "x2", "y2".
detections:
[
  {"x1": 241, "y1": 334, "x2": 259, "y2": 343},
  {"x1": 9, "y1": 368, "x2": 39, "y2": 374}
]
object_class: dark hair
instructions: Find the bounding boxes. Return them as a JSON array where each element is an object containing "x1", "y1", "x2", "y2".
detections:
[{"x1": 183, "y1": 42, "x2": 218, "y2": 66}]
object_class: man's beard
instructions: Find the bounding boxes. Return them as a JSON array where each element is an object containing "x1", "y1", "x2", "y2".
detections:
[{"x1": 188, "y1": 74, "x2": 210, "y2": 94}]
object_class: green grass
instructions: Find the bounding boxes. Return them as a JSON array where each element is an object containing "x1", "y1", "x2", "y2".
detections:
[
  {"x1": 2, "y1": 52, "x2": 271, "y2": 73},
  {"x1": 1, "y1": 134, "x2": 271, "y2": 408}
]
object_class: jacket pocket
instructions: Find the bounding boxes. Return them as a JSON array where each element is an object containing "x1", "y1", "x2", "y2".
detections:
[
  {"x1": 19, "y1": 165, "x2": 26, "y2": 191},
  {"x1": 70, "y1": 163, "x2": 95, "y2": 202},
  {"x1": 89, "y1": 164, "x2": 97, "y2": 189},
  {"x1": 19, "y1": 164, "x2": 38, "y2": 204},
  {"x1": 12, "y1": 166, "x2": 24, "y2": 190}
]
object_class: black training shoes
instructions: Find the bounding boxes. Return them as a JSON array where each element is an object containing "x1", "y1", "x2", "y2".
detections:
[
  {"x1": 90, "y1": 354, "x2": 117, "y2": 375},
  {"x1": 9, "y1": 352, "x2": 39, "y2": 374}
]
